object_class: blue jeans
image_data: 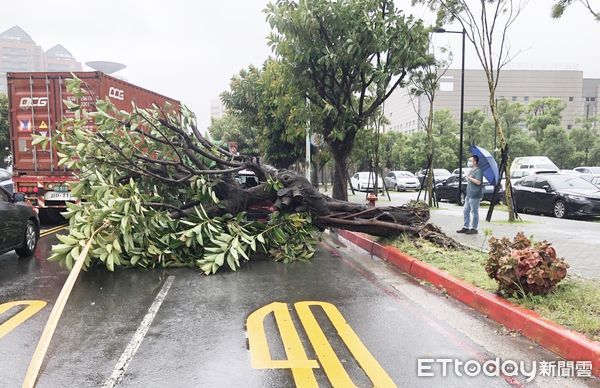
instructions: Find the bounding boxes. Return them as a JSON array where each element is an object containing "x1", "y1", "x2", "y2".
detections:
[{"x1": 463, "y1": 197, "x2": 481, "y2": 230}]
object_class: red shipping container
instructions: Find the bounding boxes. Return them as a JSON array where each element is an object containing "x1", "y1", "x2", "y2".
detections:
[{"x1": 7, "y1": 71, "x2": 179, "y2": 216}]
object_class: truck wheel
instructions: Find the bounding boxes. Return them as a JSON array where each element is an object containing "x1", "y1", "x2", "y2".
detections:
[{"x1": 15, "y1": 220, "x2": 39, "y2": 257}]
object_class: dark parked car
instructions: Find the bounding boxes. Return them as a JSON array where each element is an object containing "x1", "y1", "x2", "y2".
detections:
[
  {"x1": 416, "y1": 168, "x2": 452, "y2": 186},
  {"x1": 0, "y1": 187, "x2": 40, "y2": 257},
  {"x1": 513, "y1": 174, "x2": 600, "y2": 218},
  {"x1": 435, "y1": 175, "x2": 502, "y2": 204}
]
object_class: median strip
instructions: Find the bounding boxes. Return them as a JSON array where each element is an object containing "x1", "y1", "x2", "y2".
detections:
[{"x1": 335, "y1": 229, "x2": 600, "y2": 378}]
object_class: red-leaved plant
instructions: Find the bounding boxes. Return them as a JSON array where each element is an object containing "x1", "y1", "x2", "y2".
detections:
[{"x1": 485, "y1": 232, "x2": 569, "y2": 297}]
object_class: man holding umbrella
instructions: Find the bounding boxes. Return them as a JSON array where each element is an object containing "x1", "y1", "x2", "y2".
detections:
[{"x1": 457, "y1": 154, "x2": 484, "y2": 235}]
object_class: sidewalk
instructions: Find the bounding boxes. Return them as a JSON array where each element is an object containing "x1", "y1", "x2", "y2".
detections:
[{"x1": 321, "y1": 188, "x2": 599, "y2": 279}]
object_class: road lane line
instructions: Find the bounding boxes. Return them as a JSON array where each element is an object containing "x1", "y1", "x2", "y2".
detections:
[
  {"x1": 295, "y1": 301, "x2": 397, "y2": 388},
  {"x1": 40, "y1": 225, "x2": 67, "y2": 237},
  {"x1": 102, "y1": 276, "x2": 175, "y2": 388},
  {"x1": 23, "y1": 225, "x2": 107, "y2": 388},
  {"x1": 0, "y1": 301, "x2": 47, "y2": 340}
]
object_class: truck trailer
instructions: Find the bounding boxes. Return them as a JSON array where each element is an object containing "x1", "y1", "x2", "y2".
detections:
[{"x1": 7, "y1": 71, "x2": 179, "y2": 222}]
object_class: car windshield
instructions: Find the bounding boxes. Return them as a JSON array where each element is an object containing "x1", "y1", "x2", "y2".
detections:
[
  {"x1": 434, "y1": 169, "x2": 451, "y2": 177},
  {"x1": 399, "y1": 172, "x2": 414, "y2": 177},
  {"x1": 588, "y1": 167, "x2": 600, "y2": 174},
  {"x1": 548, "y1": 176, "x2": 599, "y2": 190}
]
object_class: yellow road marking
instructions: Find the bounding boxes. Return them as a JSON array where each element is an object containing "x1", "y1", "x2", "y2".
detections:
[
  {"x1": 0, "y1": 301, "x2": 47, "y2": 340},
  {"x1": 247, "y1": 301, "x2": 397, "y2": 388},
  {"x1": 296, "y1": 301, "x2": 396, "y2": 388},
  {"x1": 247, "y1": 302, "x2": 319, "y2": 387},
  {"x1": 40, "y1": 225, "x2": 67, "y2": 237}
]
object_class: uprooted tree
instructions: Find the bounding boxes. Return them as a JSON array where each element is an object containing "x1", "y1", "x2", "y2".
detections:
[{"x1": 33, "y1": 78, "x2": 458, "y2": 275}]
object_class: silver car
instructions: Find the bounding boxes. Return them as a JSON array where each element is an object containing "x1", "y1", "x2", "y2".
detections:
[
  {"x1": 0, "y1": 168, "x2": 13, "y2": 195},
  {"x1": 384, "y1": 171, "x2": 421, "y2": 191}
]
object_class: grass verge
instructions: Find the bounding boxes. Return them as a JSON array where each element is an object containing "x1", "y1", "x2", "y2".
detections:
[{"x1": 385, "y1": 236, "x2": 600, "y2": 342}]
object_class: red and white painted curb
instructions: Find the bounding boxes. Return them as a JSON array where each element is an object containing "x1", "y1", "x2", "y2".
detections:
[{"x1": 336, "y1": 229, "x2": 600, "y2": 377}]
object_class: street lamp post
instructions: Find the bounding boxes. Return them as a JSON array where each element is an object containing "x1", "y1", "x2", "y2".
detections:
[{"x1": 433, "y1": 27, "x2": 466, "y2": 204}]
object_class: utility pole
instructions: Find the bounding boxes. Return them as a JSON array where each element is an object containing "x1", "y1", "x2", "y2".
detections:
[{"x1": 305, "y1": 98, "x2": 311, "y2": 182}]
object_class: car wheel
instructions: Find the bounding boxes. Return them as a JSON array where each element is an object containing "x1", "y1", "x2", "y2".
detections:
[
  {"x1": 553, "y1": 200, "x2": 566, "y2": 219},
  {"x1": 394, "y1": 184, "x2": 399, "y2": 192},
  {"x1": 15, "y1": 220, "x2": 39, "y2": 257}
]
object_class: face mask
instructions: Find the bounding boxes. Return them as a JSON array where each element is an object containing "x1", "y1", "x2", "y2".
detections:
[{"x1": 467, "y1": 160, "x2": 473, "y2": 168}]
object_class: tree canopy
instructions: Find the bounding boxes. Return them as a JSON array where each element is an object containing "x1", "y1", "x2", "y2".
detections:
[
  {"x1": 265, "y1": 0, "x2": 432, "y2": 200},
  {"x1": 551, "y1": 0, "x2": 599, "y2": 21},
  {"x1": 525, "y1": 98, "x2": 565, "y2": 143},
  {"x1": 219, "y1": 60, "x2": 307, "y2": 168}
]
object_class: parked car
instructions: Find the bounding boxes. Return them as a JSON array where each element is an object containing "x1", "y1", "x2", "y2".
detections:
[
  {"x1": 0, "y1": 186, "x2": 40, "y2": 257},
  {"x1": 559, "y1": 169, "x2": 581, "y2": 175},
  {"x1": 416, "y1": 168, "x2": 452, "y2": 186},
  {"x1": 351, "y1": 172, "x2": 384, "y2": 192},
  {"x1": 580, "y1": 174, "x2": 600, "y2": 187},
  {"x1": 384, "y1": 171, "x2": 420, "y2": 191},
  {"x1": 512, "y1": 174, "x2": 600, "y2": 218},
  {"x1": 510, "y1": 156, "x2": 559, "y2": 172},
  {"x1": 435, "y1": 175, "x2": 502, "y2": 205},
  {"x1": 0, "y1": 168, "x2": 13, "y2": 195},
  {"x1": 234, "y1": 169, "x2": 260, "y2": 188},
  {"x1": 510, "y1": 168, "x2": 558, "y2": 182},
  {"x1": 452, "y1": 167, "x2": 469, "y2": 176},
  {"x1": 573, "y1": 166, "x2": 600, "y2": 175}
]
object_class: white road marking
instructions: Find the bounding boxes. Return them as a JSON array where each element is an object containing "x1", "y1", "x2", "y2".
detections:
[{"x1": 102, "y1": 276, "x2": 175, "y2": 388}]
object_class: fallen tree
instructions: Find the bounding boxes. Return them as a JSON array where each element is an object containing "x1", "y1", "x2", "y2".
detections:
[{"x1": 34, "y1": 78, "x2": 458, "y2": 274}]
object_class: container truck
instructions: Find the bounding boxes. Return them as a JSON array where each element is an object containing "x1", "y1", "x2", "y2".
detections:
[{"x1": 7, "y1": 71, "x2": 179, "y2": 222}]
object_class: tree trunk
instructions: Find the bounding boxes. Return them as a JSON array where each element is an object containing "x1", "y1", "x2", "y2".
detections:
[
  {"x1": 425, "y1": 106, "x2": 435, "y2": 206},
  {"x1": 332, "y1": 152, "x2": 349, "y2": 201},
  {"x1": 488, "y1": 89, "x2": 516, "y2": 222}
]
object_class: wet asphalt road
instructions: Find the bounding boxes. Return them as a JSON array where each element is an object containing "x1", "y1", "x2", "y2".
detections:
[{"x1": 0, "y1": 228, "x2": 595, "y2": 387}]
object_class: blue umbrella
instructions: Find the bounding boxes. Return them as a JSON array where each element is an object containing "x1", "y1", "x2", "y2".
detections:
[{"x1": 470, "y1": 145, "x2": 499, "y2": 185}]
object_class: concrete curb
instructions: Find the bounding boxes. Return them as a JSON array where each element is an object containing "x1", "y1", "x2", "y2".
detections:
[{"x1": 336, "y1": 229, "x2": 600, "y2": 377}]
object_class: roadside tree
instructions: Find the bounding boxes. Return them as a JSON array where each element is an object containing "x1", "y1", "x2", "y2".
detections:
[
  {"x1": 220, "y1": 61, "x2": 308, "y2": 169},
  {"x1": 266, "y1": 0, "x2": 432, "y2": 200},
  {"x1": 551, "y1": 0, "x2": 599, "y2": 21},
  {"x1": 541, "y1": 125, "x2": 575, "y2": 168},
  {"x1": 415, "y1": 0, "x2": 528, "y2": 221},
  {"x1": 525, "y1": 98, "x2": 565, "y2": 143}
]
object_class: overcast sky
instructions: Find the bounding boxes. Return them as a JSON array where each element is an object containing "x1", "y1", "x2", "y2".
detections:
[{"x1": 3, "y1": 0, "x2": 599, "y2": 130}]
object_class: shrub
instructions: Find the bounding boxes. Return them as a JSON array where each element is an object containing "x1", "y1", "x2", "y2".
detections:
[{"x1": 485, "y1": 232, "x2": 569, "y2": 297}]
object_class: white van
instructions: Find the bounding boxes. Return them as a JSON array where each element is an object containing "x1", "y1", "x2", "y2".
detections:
[{"x1": 510, "y1": 156, "x2": 559, "y2": 172}]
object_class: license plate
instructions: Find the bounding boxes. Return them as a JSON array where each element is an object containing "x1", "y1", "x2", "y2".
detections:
[{"x1": 44, "y1": 191, "x2": 72, "y2": 201}]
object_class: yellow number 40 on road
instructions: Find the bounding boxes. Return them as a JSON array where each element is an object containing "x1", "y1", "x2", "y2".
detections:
[{"x1": 247, "y1": 301, "x2": 396, "y2": 388}]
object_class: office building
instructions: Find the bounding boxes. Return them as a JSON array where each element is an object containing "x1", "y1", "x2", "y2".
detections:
[
  {"x1": 0, "y1": 26, "x2": 45, "y2": 92},
  {"x1": 384, "y1": 69, "x2": 600, "y2": 133},
  {"x1": 0, "y1": 25, "x2": 83, "y2": 93},
  {"x1": 45, "y1": 44, "x2": 82, "y2": 72}
]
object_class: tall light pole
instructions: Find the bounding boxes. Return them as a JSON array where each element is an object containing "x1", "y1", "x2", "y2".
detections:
[{"x1": 433, "y1": 27, "x2": 466, "y2": 204}]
